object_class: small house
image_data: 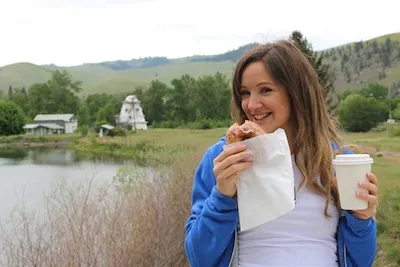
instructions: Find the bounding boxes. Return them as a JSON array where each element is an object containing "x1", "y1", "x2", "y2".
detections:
[
  {"x1": 24, "y1": 114, "x2": 78, "y2": 135},
  {"x1": 99, "y1": 124, "x2": 115, "y2": 137},
  {"x1": 23, "y1": 123, "x2": 65, "y2": 135}
]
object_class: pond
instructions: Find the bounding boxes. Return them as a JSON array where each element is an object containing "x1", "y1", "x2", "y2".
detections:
[{"x1": 0, "y1": 147, "x2": 132, "y2": 221}]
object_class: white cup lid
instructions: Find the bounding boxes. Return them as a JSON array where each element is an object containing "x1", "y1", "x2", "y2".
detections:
[{"x1": 333, "y1": 154, "x2": 374, "y2": 165}]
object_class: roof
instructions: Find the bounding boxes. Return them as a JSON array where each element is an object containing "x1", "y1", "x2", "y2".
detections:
[
  {"x1": 24, "y1": 123, "x2": 65, "y2": 130},
  {"x1": 100, "y1": 124, "x2": 115, "y2": 130},
  {"x1": 34, "y1": 114, "x2": 74, "y2": 122}
]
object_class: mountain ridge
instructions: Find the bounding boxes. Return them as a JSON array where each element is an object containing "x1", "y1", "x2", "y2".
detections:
[{"x1": 1, "y1": 32, "x2": 400, "y2": 95}]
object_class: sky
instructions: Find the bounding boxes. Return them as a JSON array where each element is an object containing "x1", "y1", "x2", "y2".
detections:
[{"x1": 0, "y1": 0, "x2": 399, "y2": 67}]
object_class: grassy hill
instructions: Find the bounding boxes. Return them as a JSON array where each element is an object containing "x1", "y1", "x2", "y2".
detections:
[
  {"x1": 320, "y1": 32, "x2": 400, "y2": 93},
  {"x1": 1, "y1": 33, "x2": 400, "y2": 96}
]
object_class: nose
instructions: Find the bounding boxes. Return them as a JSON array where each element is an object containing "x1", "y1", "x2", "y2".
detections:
[{"x1": 247, "y1": 93, "x2": 262, "y2": 111}]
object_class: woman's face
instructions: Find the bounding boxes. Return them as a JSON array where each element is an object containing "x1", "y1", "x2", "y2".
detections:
[{"x1": 240, "y1": 61, "x2": 292, "y2": 136}]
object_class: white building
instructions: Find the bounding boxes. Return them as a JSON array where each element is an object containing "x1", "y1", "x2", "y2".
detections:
[
  {"x1": 99, "y1": 124, "x2": 115, "y2": 137},
  {"x1": 24, "y1": 114, "x2": 78, "y2": 135},
  {"x1": 116, "y1": 95, "x2": 148, "y2": 130}
]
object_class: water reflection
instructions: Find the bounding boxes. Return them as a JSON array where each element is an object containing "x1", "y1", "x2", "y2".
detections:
[
  {"x1": 0, "y1": 147, "x2": 129, "y2": 166},
  {"x1": 0, "y1": 147, "x2": 132, "y2": 222}
]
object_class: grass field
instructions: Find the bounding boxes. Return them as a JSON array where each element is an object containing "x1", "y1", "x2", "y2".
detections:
[
  {"x1": 1, "y1": 128, "x2": 399, "y2": 266},
  {"x1": 91, "y1": 127, "x2": 400, "y2": 266}
]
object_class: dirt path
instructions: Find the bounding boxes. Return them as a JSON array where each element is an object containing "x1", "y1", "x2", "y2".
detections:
[{"x1": 360, "y1": 145, "x2": 400, "y2": 163}]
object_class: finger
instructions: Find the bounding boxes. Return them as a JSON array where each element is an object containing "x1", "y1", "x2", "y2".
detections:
[
  {"x1": 218, "y1": 161, "x2": 253, "y2": 180},
  {"x1": 359, "y1": 181, "x2": 378, "y2": 196},
  {"x1": 356, "y1": 192, "x2": 378, "y2": 206},
  {"x1": 367, "y1": 172, "x2": 378, "y2": 185},
  {"x1": 215, "y1": 150, "x2": 253, "y2": 175},
  {"x1": 214, "y1": 143, "x2": 246, "y2": 163},
  {"x1": 225, "y1": 170, "x2": 245, "y2": 184}
]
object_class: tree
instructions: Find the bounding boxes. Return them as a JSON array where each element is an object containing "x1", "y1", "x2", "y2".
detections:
[
  {"x1": 289, "y1": 31, "x2": 337, "y2": 113},
  {"x1": 8, "y1": 85, "x2": 13, "y2": 99},
  {"x1": 339, "y1": 94, "x2": 387, "y2": 132},
  {"x1": 145, "y1": 80, "x2": 168, "y2": 124},
  {"x1": 393, "y1": 101, "x2": 400, "y2": 120},
  {"x1": 359, "y1": 83, "x2": 388, "y2": 100},
  {"x1": 77, "y1": 104, "x2": 90, "y2": 127},
  {"x1": 27, "y1": 70, "x2": 82, "y2": 119},
  {"x1": 166, "y1": 74, "x2": 197, "y2": 122},
  {"x1": 0, "y1": 100, "x2": 26, "y2": 135}
]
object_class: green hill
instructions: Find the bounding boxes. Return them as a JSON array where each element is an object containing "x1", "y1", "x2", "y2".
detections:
[
  {"x1": 320, "y1": 32, "x2": 400, "y2": 92},
  {"x1": 1, "y1": 33, "x2": 400, "y2": 95}
]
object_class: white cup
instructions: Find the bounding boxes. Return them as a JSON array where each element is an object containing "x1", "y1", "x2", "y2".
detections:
[{"x1": 332, "y1": 154, "x2": 374, "y2": 210}]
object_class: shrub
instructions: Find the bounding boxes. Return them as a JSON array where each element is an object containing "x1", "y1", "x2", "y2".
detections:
[
  {"x1": 371, "y1": 125, "x2": 387, "y2": 132},
  {"x1": 339, "y1": 94, "x2": 388, "y2": 132},
  {"x1": 108, "y1": 127, "x2": 127, "y2": 137},
  {"x1": 0, "y1": 100, "x2": 26, "y2": 136},
  {"x1": 388, "y1": 126, "x2": 400, "y2": 137},
  {"x1": 0, "y1": 152, "x2": 199, "y2": 266}
]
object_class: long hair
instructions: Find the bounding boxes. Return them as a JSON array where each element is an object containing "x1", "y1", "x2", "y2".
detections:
[{"x1": 230, "y1": 40, "x2": 346, "y2": 216}]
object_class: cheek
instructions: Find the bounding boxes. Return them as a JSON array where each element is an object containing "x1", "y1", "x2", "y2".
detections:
[
  {"x1": 241, "y1": 99, "x2": 249, "y2": 113},
  {"x1": 278, "y1": 95, "x2": 291, "y2": 118}
]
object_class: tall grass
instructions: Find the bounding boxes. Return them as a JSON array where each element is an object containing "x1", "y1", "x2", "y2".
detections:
[
  {"x1": 0, "y1": 128, "x2": 398, "y2": 266},
  {"x1": 0, "y1": 151, "x2": 201, "y2": 266}
]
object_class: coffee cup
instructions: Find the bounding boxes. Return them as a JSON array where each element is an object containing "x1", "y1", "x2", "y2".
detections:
[{"x1": 332, "y1": 154, "x2": 374, "y2": 210}]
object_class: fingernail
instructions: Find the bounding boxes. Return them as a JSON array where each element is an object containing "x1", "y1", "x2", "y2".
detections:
[{"x1": 359, "y1": 181, "x2": 364, "y2": 186}]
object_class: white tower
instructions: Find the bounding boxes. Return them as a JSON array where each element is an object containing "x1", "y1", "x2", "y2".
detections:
[{"x1": 117, "y1": 95, "x2": 148, "y2": 130}]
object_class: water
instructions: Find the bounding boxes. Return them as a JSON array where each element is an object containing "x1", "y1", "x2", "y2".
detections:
[{"x1": 0, "y1": 148, "x2": 130, "y2": 221}]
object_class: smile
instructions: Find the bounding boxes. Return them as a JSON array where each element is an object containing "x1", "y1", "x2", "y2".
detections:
[{"x1": 253, "y1": 112, "x2": 271, "y2": 121}]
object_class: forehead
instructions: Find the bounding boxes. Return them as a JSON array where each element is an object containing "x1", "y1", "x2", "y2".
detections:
[{"x1": 241, "y1": 61, "x2": 274, "y2": 87}]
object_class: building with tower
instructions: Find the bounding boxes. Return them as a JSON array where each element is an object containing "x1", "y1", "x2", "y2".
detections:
[{"x1": 116, "y1": 95, "x2": 148, "y2": 130}]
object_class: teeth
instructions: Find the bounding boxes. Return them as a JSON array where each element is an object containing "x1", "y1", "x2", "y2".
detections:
[{"x1": 253, "y1": 113, "x2": 270, "y2": 120}]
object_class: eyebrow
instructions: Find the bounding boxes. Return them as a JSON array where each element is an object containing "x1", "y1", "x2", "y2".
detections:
[{"x1": 240, "y1": 81, "x2": 275, "y2": 89}]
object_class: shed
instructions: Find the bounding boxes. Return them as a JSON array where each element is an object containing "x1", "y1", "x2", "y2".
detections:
[{"x1": 99, "y1": 124, "x2": 115, "y2": 137}]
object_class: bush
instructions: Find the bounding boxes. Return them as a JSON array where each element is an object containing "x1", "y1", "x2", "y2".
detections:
[
  {"x1": 339, "y1": 94, "x2": 388, "y2": 132},
  {"x1": 388, "y1": 126, "x2": 400, "y2": 137},
  {"x1": 392, "y1": 106, "x2": 400, "y2": 120},
  {"x1": 371, "y1": 125, "x2": 387, "y2": 132},
  {"x1": 151, "y1": 119, "x2": 232, "y2": 129},
  {"x1": 0, "y1": 100, "x2": 26, "y2": 136},
  {"x1": 0, "y1": 151, "x2": 198, "y2": 266},
  {"x1": 108, "y1": 127, "x2": 127, "y2": 137},
  {"x1": 77, "y1": 125, "x2": 89, "y2": 137}
]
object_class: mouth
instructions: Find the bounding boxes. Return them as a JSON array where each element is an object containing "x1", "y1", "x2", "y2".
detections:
[{"x1": 252, "y1": 112, "x2": 272, "y2": 122}]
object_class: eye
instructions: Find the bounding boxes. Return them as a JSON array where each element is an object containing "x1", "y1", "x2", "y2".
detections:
[
  {"x1": 260, "y1": 87, "x2": 272, "y2": 93},
  {"x1": 240, "y1": 90, "x2": 250, "y2": 96}
]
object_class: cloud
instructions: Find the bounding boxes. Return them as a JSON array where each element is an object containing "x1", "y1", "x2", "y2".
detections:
[{"x1": 0, "y1": 0, "x2": 398, "y2": 66}]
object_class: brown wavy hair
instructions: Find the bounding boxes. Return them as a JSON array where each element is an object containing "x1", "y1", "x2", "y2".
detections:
[{"x1": 230, "y1": 40, "x2": 352, "y2": 216}]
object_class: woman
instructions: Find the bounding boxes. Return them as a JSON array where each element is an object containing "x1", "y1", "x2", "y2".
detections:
[{"x1": 184, "y1": 40, "x2": 378, "y2": 267}]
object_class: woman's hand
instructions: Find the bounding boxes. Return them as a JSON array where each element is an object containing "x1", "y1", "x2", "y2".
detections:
[
  {"x1": 213, "y1": 143, "x2": 253, "y2": 198},
  {"x1": 351, "y1": 172, "x2": 379, "y2": 220}
]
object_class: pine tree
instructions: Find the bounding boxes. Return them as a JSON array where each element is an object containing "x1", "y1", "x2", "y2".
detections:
[
  {"x1": 8, "y1": 85, "x2": 13, "y2": 99},
  {"x1": 289, "y1": 30, "x2": 337, "y2": 114}
]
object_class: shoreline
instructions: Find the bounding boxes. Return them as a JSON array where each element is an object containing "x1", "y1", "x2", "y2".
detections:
[{"x1": 0, "y1": 140, "x2": 73, "y2": 149}]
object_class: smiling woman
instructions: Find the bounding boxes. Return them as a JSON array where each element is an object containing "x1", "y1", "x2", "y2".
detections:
[{"x1": 184, "y1": 40, "x2": 378, "y2": 267}]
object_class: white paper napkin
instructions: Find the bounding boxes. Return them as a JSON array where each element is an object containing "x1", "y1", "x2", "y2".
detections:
[{"x1": 235, "y1": 128, "x2": 295, "y2": 231}]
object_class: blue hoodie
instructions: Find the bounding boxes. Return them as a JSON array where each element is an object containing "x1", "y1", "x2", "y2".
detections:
[{"x1": 184, "y1": 136, "x2": 377, "y2": 267}]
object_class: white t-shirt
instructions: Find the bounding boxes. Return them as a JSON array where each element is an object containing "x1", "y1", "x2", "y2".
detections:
[{"x1": 238, "y1": 156, "x2": 340, "y2": 267}]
